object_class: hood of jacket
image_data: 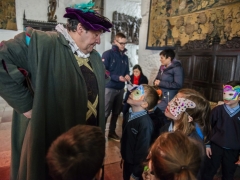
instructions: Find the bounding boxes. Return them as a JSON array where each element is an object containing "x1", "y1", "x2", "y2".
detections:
[
  {"x1": 161, "y1": 59, "x2": 182, "y2": 71},
  {"x1": 111, "y1": 44, "x2": 127, "y2": 54}
]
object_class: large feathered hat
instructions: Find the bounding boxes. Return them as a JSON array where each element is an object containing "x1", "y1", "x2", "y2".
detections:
[{"x1": 63, "y1": 1, "x2": 112, "y2": 32}]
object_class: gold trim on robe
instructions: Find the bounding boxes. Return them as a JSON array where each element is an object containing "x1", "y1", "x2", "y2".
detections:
[{"x1": 75, "y1": 55, "x2": 98, "y2": 120}]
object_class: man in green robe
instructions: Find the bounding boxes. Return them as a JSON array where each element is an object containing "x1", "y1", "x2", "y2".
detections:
[{"x1": 0, "y1": 2, "x2": 112, "y2": 180}]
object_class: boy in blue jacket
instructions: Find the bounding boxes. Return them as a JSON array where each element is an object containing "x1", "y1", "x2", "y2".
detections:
[
  {"x1": 203, "y1": 81, "x2": 240, "y2": 179},
  {"x1": 120, "y1": 84, "x2": 160, "y2": 180}
]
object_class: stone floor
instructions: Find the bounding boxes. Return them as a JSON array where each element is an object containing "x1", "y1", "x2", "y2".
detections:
[
  {"x1": 1, "y1": 96, "x2": 240, "y2": 180},
  {"x1": 0, "y1": 96, "x2": 123, "y2": 180}
]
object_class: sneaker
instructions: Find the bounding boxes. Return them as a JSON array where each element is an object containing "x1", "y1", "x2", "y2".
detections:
[{"x1": 108, "y1": 132, "x2": 120, "y2": 142}]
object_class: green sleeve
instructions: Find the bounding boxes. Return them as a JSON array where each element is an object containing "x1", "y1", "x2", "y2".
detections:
[{"x1": 0, "y1": 32, "x2": 33, "y2": 113}]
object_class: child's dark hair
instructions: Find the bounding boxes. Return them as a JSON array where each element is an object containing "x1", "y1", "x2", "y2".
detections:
[
  {"x1": 150, "y1": 131, "x2": 202, "y2": 180},
  {"x1": 142, "y1": 84, "x2": 161, "y2": 110},
  {"x1": 225, "y1": 81, "x2": 240, "y2": 88},
  {"x1": 46, "y1": 125, "x2": 105, "y2": 180},
  {"x1": 159, "y1": 49, "x2": 175, "y2": 61}
]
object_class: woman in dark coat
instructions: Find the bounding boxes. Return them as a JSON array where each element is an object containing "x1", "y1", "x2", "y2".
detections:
[
  {"x1": 153, "y1": 49, "x2": 184, "y2": 123},
  {"x1": 153, "y1": 49, "x2": 184, "y2": 124},
  {"x1": 122, "y1": 64, "x2": 148, "y2": 116}
]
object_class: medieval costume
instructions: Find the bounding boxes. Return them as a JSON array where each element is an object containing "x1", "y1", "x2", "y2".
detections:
[{"x1": 0, "y1": 2, "x2": 112, "y2": 180}]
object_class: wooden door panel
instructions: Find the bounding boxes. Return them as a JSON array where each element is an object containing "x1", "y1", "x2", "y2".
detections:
[{"x1": 175, "y1": 37, "x2": 240, "y2": 102}]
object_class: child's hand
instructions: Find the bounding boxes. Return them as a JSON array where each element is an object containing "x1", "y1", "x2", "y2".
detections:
[
  {"x1": 235, "y1": 159, "x2": 240, "y2": 165},
  {"x1": 142, "y1": 166, "x2": 153, "y2": 180},
  {"x1": 130, "y1": 176, "x2": 135, "y2": 180},
  {"x1": 154, "y1": 80, "x2": 160, "y2": 86},
  {"x1": 206, "y1": 147, "x2": 212, "y2": 158},
  {"x1": 142, "y1": 172, "x2": 153, "y2": 180}
]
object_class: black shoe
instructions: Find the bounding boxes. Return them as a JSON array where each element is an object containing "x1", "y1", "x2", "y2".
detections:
[{"x1": 108, "y1": 132, "x2": 120, "y2": 142}]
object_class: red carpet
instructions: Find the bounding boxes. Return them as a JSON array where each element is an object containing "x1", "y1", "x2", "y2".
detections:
[{"x1": 0, "y1": 166, "x2": 10, "y2": 180}]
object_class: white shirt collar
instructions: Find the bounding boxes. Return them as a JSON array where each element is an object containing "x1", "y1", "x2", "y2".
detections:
[{"x1": 55, "y1": 24, "x2": 90, "y2": 58}]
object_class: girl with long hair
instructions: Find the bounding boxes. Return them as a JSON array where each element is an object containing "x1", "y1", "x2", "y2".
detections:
[
  {"x1": 160, "y1": 88, "x2": 211, "y2": 143},
  {"x1": 143, "y1": 131, "x2": 203, "y2": 180}
]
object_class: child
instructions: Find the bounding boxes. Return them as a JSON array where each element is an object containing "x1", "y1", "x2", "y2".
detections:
[
  {"x1": 121, "y1": 84, "x2": 160, "y2": 180},
  {"x1": 142, "y1": 131, "x2": 203, "y2": 180},
  {"x1": 122, "y1": 64, "x2": 148, "y2": 117},
  {"x1": 202, "y1": 81, "x2": 240, "y2": 180},
  {"x1": 148, "y1": 86, "x2": 165, "y2": 142},
  {"x1": 160, "y1": 88, "x2": 211, "y2": 143},
  {"x1": 46, "y1": 125, "x2": 105, "y2": 180}
]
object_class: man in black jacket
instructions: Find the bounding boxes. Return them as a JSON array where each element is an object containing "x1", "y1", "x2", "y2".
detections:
[{"x1": 102, "y1": 32, "x2": 130, "y2": 141}]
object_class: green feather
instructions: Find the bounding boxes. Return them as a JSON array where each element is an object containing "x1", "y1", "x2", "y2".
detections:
[{"x1": 71, "y1": 1, "x2": 95, "y2": 13}]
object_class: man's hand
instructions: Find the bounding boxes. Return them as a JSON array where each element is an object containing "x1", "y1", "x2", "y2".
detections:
[
  {"x1": 124, "y1": 74, "x2": 131, "y2": 82},
  {"x1": 154, "y1": 80, "x2": 160, "y2": 86},
  {"x1": 206, "y1": 147, "x2": 212, "y2": 159},
  {"x1": 119, "y1": 76, "x2": 126, "y2": 82},
  {"x1": 23, "y1": 109, "x2": 32, "y2": 119}
]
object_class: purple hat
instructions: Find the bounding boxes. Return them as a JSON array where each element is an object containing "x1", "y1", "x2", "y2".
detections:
[{"x1": 63, "y1": 2, "x2": 112, "y2": 32}]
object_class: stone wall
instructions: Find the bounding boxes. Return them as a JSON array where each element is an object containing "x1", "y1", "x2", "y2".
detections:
[
  {"x1": 103, "y1": 0, "x2": 141, "y2": 71},
  {"x1": 138, "y1": 0, "x2": 160, "y2": 85},
  {"x1": 0, "y1": 0, "x2": 141, "y2": 74}
]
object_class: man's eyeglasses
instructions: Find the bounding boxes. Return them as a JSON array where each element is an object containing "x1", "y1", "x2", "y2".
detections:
[{"x1": 116, "y1": 40, "x2": 127, "y2": 46}]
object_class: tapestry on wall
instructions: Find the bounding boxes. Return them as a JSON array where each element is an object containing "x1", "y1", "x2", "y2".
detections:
[
  {"x1": 146, "y1": 0, "x2": 240, "y2": 50},
  {"x1": 0, "y1": 0, "x2": 17, "y2": 30}
]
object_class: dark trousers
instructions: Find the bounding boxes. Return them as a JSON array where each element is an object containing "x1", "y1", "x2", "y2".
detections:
[
  {"x1": 202, "y1": 143, "x2": 239, "y2": 180},
  {"x1": 123, "y1": 161, "x2": 143, "y2": 180},
  {"x1": 105, "y1": 88, "x2": 124, "y2": 133}
]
